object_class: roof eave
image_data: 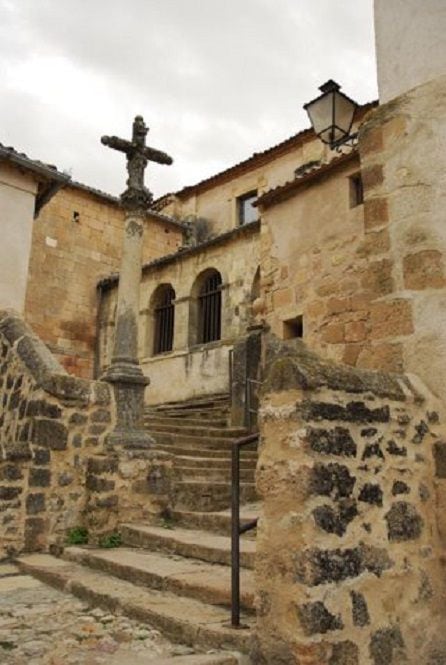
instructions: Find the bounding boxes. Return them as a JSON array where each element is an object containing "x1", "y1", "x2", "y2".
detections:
[
  {"x1": 0, "y1": 146, "x2": 70, "y2": 185},
  {"x1": 172, "y1": 101, "x2": 377, "y2": 202},
  {"x1": 256, "y1": 150, "x2": 360, "y2": 210},
  {"x1": 68, "y1": 181, "x2": 187, "y2": 231}
]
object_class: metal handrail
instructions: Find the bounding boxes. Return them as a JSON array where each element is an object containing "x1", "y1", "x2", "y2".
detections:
[{"x1": 231, "y1": 432, "x2": 259, "y2": 628}]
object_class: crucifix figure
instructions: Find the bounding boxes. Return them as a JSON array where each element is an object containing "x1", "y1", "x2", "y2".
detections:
[
  {"x1": 102, "y1": 115, "x2": 173, "y2": 211},
  {"x1": 101, "y1": 116, "x2": 173, "y2": 449}
]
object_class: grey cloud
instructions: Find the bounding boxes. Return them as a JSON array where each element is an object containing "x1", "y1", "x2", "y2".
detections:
[{"x1": 0, "y1": 0, "x2": 377, "y2": 196}]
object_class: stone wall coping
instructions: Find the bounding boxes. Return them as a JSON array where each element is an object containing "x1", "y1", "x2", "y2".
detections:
[
  {"x1": 262, "y1": 335, "x2": 421, "y2": 402},
  {"x1": 0, "y1": 310, "x2": 111, "y2": 405}
]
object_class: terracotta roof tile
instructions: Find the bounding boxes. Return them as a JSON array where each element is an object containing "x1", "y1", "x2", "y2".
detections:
[
  {"x1": 172, "y1": 101, "x2": 376, "y2": 201},
  {"x1": 255, "y1": 149, "x2": 359, "y2": 209},
  {"x1": 0, "y1": 142, "x2": 69, "y2": 182}
]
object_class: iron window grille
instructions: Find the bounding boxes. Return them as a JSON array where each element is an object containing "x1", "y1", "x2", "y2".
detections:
[
  {"x1": 153, "y1": 286, "x2": 175, "y2": 354},
  {"x1": 198, "y1": 272, "x2": 222, "y2": 344}
]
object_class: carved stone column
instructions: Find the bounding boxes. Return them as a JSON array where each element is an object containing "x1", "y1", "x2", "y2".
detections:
[{"x1": 102, "y1": 209, "x2": 152, "y2": 448}]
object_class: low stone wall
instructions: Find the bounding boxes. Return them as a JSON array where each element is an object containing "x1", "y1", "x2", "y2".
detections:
[
  {"x1": 0, "y1": 310, "x2": 115, "y2": 558},
  {"x1": 0, "y1": 310, "x2": 171, "y2": 558},
  {"x1": 85, "y1": 449, "x2": 172, "y2": 540},
  {"x1": 254, "y1": 338, "x2": 446, "y2": 664}
]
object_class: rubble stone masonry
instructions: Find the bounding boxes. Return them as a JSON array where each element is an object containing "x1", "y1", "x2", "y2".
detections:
[
  {"x1": 254, "y1": 337, "x2": 446, "y2": 664},
  {"x1": 0, "y1": 309, "x2": 171, "y2": 559}
]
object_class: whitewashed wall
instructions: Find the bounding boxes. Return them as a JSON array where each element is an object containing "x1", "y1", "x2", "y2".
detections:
[
  {"x1": 0, "y1": 164, "x2": 37, "y2": 312},
  {"x1": 375, "y1": 0, "x2": 446, "y2": 103}
]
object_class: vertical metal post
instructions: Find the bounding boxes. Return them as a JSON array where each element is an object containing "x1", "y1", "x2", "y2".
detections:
[
  {"x1": 231, "y1": 443, "x2": 240, "y2": 628},
  {"x1": 228, "y1": 349, "x2": 233, "y2": 404}
]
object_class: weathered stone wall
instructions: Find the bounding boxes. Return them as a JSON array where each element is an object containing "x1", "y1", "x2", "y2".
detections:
[
  {"x1": 98, "y1": 222, "x2": 260, "y2": 404},
  {"x1": 258, "y1": 155, "x2": 374, "y2": 369},
  {"x1": 25, "y1": 183, "x2": 183, "y2": 379},
  {"x1": 0, "y1": 309, "x2": 115, "y2": 558},
  {"x1": 258, "y1": 76, "x2": 446, "y2": 405},
  {"x1": 0, "y1": 309, "x2": 172, "y2": 558},
  {"x1": 85, "y1": 449, "x2": 172, "y2": 540},
  {"x1": 254, "y1": 337, "x2": 446, "y2": 664},
  {"x1": 357, "y1": 75, "x2": 446, "y2": 404}
]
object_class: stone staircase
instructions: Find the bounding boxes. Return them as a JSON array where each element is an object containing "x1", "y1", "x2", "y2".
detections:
[
  {"x1": 145, "y1": 393, "x2": 258, "y2": 512},
  {"x1": 18, "y1": 393, "x2": 259, "y2": 662}
]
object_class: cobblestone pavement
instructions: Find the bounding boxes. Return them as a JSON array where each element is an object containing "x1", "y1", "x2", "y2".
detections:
[{"x1": 0, "y1": 563, "x2": 195, "y2": 664}]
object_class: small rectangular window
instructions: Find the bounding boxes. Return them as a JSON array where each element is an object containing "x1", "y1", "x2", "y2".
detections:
[
  {"x1": 349, "y1": 173, "x2": 364, "y2": 207},
  {"x1": 237, "y1": 190, "x2": 258, "y2": 226},
  {"x1": 283, "y1": 315, "x2": 303, "y2": 340}
]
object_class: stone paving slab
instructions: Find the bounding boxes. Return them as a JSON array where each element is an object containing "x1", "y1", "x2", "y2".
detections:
[
  {"x1": 0, "y1": 562, "x2": 189, "y2": 664},
  {"x1": 17, "y1": 554, "x2": 253, "y2": 653}
]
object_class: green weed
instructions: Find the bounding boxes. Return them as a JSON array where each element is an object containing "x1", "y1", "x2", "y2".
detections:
[{"x1": 66, "y1": 527, "x2": 89, "y2": 545}]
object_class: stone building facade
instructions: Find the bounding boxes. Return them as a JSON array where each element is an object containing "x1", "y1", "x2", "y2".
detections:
[
  {"x1": 96, "y1": 105, "x2": 375, "y2": 406},
  {"x1": 24, "y1": 182, "x2": 183, "y2": 379},
  {"x1": 3, "y1": 2, "x2": 446, "y2": 658},
  {"x1": 98, "y1": 221, "x2": 260, "y2": 404}
]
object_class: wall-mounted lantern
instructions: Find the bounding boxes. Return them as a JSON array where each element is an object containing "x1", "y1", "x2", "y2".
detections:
[{"x1": 304, "y1": 80, "x2": 358, "y2": 149}]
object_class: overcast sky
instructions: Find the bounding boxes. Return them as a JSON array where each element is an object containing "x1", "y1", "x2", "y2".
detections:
[{"x1": 0, "y1": 0, "x2": 377, "y2": 198}]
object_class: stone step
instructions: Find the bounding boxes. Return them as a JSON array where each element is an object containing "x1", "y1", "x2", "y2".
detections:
[
  {"x1": 171, "y1": 506, "x2": 259, "y2": 536},
  {"x1": 176, "y1": 466, "x2": 255, "y2": 482},
  {"x1": 121, "y1": 524, "x2": 256, "y2": 570},
  {"x1": 149, "y1": 655, "x2": 242, "y2": 665},
  {"x1": 145, "y1": 415, "x2": 230, "y2": 428},
  {"x1": 144, "y1": 406, "x2": 229, "y2": 421},
  {"x1": 154, "y1": 444, "x2": 257, "y2": 460},
  {"x1": 173, "y1": 481, "x2": 257, "y2": 512},
  {"x1": 146, "y1": 424, "x2": 247, "y2": 439},
  {"x1": 148, "y1": 409, "x2": 229, "y2": 420},
  {"x1": 63, "y1": 546, "x2": 255, "y2": 612},
  {"x1": 148, "y1": 393, "x2": 229, "y2": 408},
  {"x1": 17, "y1": 554, "x2": 252, "y2": 653},
  {"x1": 173, "y1": 455, "x2": 257, "y2": 470},
  {"x1": 152, "y1": 433, "x2": 249, "y2": 448}
]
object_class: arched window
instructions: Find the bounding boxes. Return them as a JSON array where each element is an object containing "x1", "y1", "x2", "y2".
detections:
[
  {"x1": 198, "y1": 270, "x2": 222, "y2": 344},
  {"x1": 153, "y1": 285, "x2": 175, "y2": 354}
]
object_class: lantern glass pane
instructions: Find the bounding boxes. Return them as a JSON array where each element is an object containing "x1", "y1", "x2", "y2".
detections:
[
  {"x1": 332, "y1": 91, "x2": 356, "y2": 142},
  {"x1": 306, "y1": 92, "x2": 334, "y2": 141}
]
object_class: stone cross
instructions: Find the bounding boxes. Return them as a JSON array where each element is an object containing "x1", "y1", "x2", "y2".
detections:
[
  {"x1": 101, "y1": 116, "x2": 173, "y2": 449},
  {"x1": 101, "y1": 115, "x2": 173, "y2": 211}
]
